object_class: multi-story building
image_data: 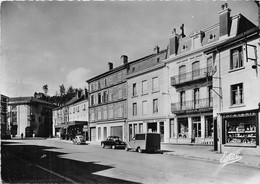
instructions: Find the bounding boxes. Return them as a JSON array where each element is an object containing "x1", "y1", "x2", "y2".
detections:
[
  {"x1": 127, "y1": 47, "x2": 169, "y2": 142},
  {"x1": 204, "y1": 5, "x2": 259, "y2": 153},
  {"x1": 87, "y1": 56, "x2": 128, "y2": 141},
  {"x1": 53, "y1": 91, "x2": 88, "y2": 140},
  {"x1": 8, "y1": 96, "x2": 57, "y2": 138},
  {"x1": 1, "y1": 94, "x2": 9, "y2": 136}
]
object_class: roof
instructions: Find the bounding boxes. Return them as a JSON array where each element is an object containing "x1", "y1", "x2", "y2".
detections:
[{"x1": 9, "y1": 96, "x2": 57, "y2": 107}]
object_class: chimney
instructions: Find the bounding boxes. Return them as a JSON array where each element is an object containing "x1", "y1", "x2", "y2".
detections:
[
  {"x1": 121, "y1": 55, "x2": 128, "y2": 64},
  {"x1": 108, "y1": 62, "x2": 113, "y2": 70},
  {"x1": 180, "y1": 24, "x2": 186, "y2": 38},
  {"x1": 154, "y1": 45, "x2": 160, "y2": 54},
  {"x1": 169, "y1": 28, "x2": 179, "y2": 57},
  {"x1": 219, "y1": 3, "x2": 231, "y2": 39}
]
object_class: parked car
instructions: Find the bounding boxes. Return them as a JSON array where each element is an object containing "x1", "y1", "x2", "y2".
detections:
[
  {"x1": 125, "y1": 133, "x2": 161, "y2": 153},
  {"x1": 101, "y1": 136, "x2": 126, "y2": 149},
  {"x1": 72, "y1": 135, "x2": 86, "y2": 145}
]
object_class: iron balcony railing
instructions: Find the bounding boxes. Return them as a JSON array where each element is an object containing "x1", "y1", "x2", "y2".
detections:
[
  {"x1": 171, "y1": 97, "x2": 213, "y2": 113},
  {"x1": 171, "y1": 66, "x2": 213, "y2": 86}
]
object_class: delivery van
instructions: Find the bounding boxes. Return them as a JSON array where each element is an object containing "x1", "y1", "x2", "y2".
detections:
[{"x1": 125, "y1": 133, "x2": 161, "y2": 153}]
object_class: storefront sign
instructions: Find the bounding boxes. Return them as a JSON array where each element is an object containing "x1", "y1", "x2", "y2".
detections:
[{"x1": 223, "y1": 112, "x2": 256, "y2": 119}]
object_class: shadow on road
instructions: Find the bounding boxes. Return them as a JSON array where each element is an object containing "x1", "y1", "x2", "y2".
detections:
[{"x1": 1, "y1": 141, "x2": 140, "y2": 184}]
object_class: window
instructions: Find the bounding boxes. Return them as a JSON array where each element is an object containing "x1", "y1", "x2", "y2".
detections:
[
  {"x1": 153, "y1": 99, "x2": 158, "y2": 113},
  {"x1": 118, "y1": 85, "x2": 122, "y2": 99},
  {"x1": 133, "y1": 103, "x2": 137, "y2": 116},
  {"x1": 142, "y1": 80, "x2": 148, "y2": 95},
  {"x1": 152, "y1": 77, "x2": 159, "y2": 92},
  {"x1": 179, "y1": 65, "x2": 186, "y2": 82},
  {"x1": 193, "y1": 88, "x2": 200, "y2": 109},
  {"x1": 77, "y1": 106, "x2": 79, "y2": 112},
  {"x1": 135, "y1": 134, "x2": 145, "y2": 140},
  {"x1": 91, "y1": 84, "x2": 94, "y2": 92},
  {"x1": 192, "y1": 61, "x2": 200, "y2": 78},
  {"x1": 180, "y1": 91, "x2": 186, "y2": 110},
  {"x1": 231, "y1": 83, "x2": 243, "y2": 105},
  {"x1": 98, "y1": 81, "x2": 101, "y2": 90},
  {"x1": 207, "y1": 57, "x2": 213, "y2": 74},
  {"x1": 98, "y1": 93, "x2": 102, "y2": 104},
  {"x1": 91, "y1": 95, "x2": 94, "y2": 106},
  {"x1": 104, "y1": 78, "x2": 107, "y2": 87},
  {"x1": 142, "y1": 101, "x2": 147, "y2": 115},
  {"x1": 230, "y1": 46, "x2": 243, "y2": 70},
  {"x1": 103, "y1": 91, "x2": 107, "y2": 103},
  {"x1": 83, "y1": 104, "x2": 86, "y2": 111},
  {"x1": 139, "y1": 123, "x2": 143, "y2": 133},
  {"x1": 193, "y1": 117, "x2": 201, "y2": 137},
  {"x1": 133, "y1": 83, "x2": 137, "y2": 96},
  {"x1": 208, "y1": 86, "x2": 213, "y2": 107}
]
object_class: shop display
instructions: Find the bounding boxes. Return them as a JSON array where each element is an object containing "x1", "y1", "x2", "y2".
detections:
[{"x1": 227, "y1": 122, "x2": 256, "y2": 145}]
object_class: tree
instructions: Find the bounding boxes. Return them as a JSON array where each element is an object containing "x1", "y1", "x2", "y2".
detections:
[
  {"x1": 42, "y1": 84, "x2": 48, "y2": 96},
  {"x1": 59, "y1": 84, "x2": 66, "y2": 96}
]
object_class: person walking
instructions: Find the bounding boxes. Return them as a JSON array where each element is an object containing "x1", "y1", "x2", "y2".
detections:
[
  {"x1": 21, "y1": 133, "x2": 24, "y2": 139},
  {"x1": 191, "y1": 128, "x2": 195, "y2": 143}
]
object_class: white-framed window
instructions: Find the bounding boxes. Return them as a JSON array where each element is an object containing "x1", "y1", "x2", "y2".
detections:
[
  {"x1": 152, "y1": 77, "x2": 159, "y2": 92},
  {"x1": 142, "y1": 80, "x2": 148, "y2": 95},
  {"x1": 133, "y1": 103, "x2": 137, "y2": 116},
  {"x1": 142, "y1": 101, "x2": 147, "y2": 115},
  {"x1": 230, "y1": 46, "x2": 243, "y2": 70},
  {"x1": 153, "y1": 99, "x2": 158, "y2": 113},
  {"x1": 231, "y1": 83, "x2": 243, "y2": 105},
  {"x1": 192, "y1": 61, "x2": 200, "y2": 78}
]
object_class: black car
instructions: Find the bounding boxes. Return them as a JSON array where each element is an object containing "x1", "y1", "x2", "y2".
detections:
[{"x1": 101, "y1": 136, "x2": 126, "y2": 149}]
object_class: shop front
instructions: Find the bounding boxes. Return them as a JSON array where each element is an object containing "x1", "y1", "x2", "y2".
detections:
[
  {"x1": 128, "y1": 119, "x2": 167, "y2": 142},
  {"x1": 222, "y1": 110, "x2": 259, "y2": 148},
  {"x1": 170, "y1": 114, "x2": 213, "y2": 144}
]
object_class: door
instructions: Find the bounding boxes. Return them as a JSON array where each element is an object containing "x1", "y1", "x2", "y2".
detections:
[{"x1": 160, "y1": 122, "x2": 164, "y2": 142}]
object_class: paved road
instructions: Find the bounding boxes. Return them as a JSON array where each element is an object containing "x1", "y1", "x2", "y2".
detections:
[{"x1": 1, "y1": 140, "x2": 260, "y2": 184}]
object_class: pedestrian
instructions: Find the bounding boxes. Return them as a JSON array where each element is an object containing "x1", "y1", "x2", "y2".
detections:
[
  {"x1": 191, "y1": 128, "x2": 195, "y2": 143},
  {"x1": 21, "y1": 133, "x2": 24, "y2": 139}
]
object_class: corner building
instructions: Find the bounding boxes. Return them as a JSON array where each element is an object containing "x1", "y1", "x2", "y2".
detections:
[{"x1": 87, "y1": 56, "x2": 128, "y2": 142}]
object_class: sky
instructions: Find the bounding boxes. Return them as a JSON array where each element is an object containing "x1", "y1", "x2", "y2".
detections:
[{"x1": 1, "y1": 0, "x2": 258, "y2": 97}]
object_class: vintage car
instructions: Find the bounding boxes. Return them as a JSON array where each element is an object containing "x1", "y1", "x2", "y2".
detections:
[
  {"x1": 72, "y1": 135, "x2": 86, "y2": 145},
  {"x1": 125, "y1": 133, "x2": 161, "y2": 153},
  {"x1": 101, "y1": 136, "x2": 126, "y2": 149}
]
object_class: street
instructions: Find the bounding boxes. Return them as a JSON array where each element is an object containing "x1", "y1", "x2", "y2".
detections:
[{"x1": 1, "y1": 139, "x2": 260, "y2": 184}]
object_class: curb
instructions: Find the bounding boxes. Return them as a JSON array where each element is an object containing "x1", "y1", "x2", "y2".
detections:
[{"x1": 161, "y1": 143, "x2": 213, "y2": 147}]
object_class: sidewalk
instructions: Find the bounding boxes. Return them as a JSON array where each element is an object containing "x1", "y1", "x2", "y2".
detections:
[
  {"x1": 46, "y1": 138, "x2": 260, "y2": 168},
  {"x1": 161, "y1": 143, "x2": 260, "y2": 168}
]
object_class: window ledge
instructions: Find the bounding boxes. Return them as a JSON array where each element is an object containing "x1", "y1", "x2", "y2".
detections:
[
  {"x1": 229, "y1": 104, "x2": 246, "y2": 109},
  {"x1": 228, "y1": 67, "x2": 245, "y2": 73},
  {"x1": 152, "y1": 90, "x2": 160, "y2": 94},
  {"x1": 141, "y1": 93, "x2": 149, "y2": 96}
]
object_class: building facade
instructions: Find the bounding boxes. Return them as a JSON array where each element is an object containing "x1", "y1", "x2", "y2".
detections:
[
  {"x1": 53, "y1": 92, "x2": 88, "y2": 140},
  {"x1": 87, "y1": 56, "x2": 128, "y2": 141},
  {"x1": 1, "y1": 94, "x2": 9, "y2": 136},
  {"x1": 127, "y1": 47, "x2": 169, "y2": 142},
  {"x1": 204, "y1": 6, "x2": 259, "y2": 153},
  {"x1": 8, "y1": 96, "x2": 56, "y2": 138}
]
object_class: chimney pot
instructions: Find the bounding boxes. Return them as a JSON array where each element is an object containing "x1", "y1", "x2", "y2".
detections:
[
  {"x1": 154, "y1": 46, "x2": 160, "y2": 54},
  {"x1": 108, "y1": 62, "x2": 113, "y2": 70},
  {"x1": 121, "y1": 55, "x2": 128, "y2": 64}
]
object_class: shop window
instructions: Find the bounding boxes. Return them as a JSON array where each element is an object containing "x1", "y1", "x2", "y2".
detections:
[
  {"x1": 98, "y1": 127, "x2": 101, "y2": 140},
  {"x1": 230, "y1": 46, "x2": 243, "y2": 70},
  {"x1": 226, "y1": 119, "x2": 256, "y2": 146},
  {"x1": 178, "y1": 119, "x2": 188, "y2": 138},
  {"x1": 133, "y1": 103, "x2": 137, "y2": 116},
  {"x1": 139, "y1": 123, "x2": 143, "y2": 133},
  {"x1": 231, "y1": 83, "x2": 243, "y2": 105},
  {"x1": 153, "y1": 99, "x2": 158, "y2": 113},
  {"x1": 129, "y1": 124, "x2": 133, "y2": 140},
  {"x1": 205, "y1": 116, "x2": 213, "y2": 138}
]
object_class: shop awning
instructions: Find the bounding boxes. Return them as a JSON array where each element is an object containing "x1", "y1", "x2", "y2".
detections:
[{"x1": 68, "y1": 121, "x2": 87, "y2": 126}]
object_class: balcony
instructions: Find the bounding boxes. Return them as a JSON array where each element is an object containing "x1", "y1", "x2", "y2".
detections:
[
  {"x1": 171, "y1": 66, "x2": 213, "y2": 87},
  {"x1": 171, "y1": 98, "x2": 213, "y2": 114}
]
